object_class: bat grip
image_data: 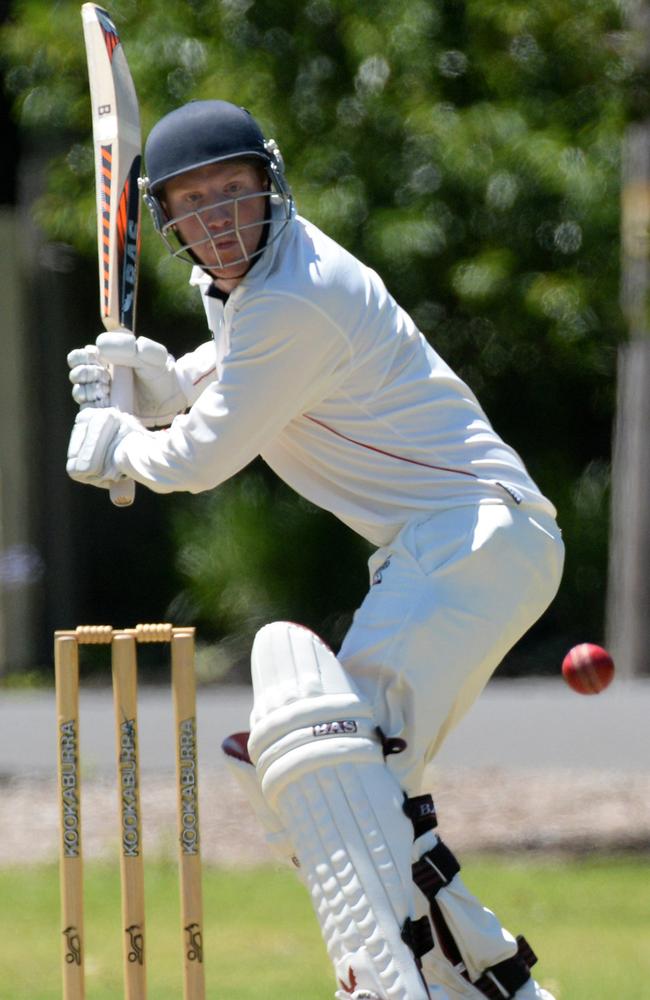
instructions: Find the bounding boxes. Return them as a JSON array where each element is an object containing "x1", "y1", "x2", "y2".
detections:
[{"x1": 109, "y1": 365, "x2": 136, "y2": 507}]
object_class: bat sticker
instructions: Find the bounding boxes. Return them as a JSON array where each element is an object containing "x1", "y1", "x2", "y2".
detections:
[
  {"x1": 95, "y1": 6, "x2": 120, "y2": 62},
  {"x1": 117, "y1": 154, "x2": 141, "y2": 328},
  {"x1": 100, "y1": 143, "x2": 113, "y2": 317}
]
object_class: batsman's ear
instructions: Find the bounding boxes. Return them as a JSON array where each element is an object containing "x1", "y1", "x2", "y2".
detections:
[{"x1": 138, "y1": 175, "x2": 166, "y2": 232}]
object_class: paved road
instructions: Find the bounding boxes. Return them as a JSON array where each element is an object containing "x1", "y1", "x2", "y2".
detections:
[{"x1": 2, "y1": 678, "x2": 648, "y2": 778}]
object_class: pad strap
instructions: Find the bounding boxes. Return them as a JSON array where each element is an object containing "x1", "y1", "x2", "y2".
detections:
[
  {"x1": 401, "y1": 916, "x2": 434, "y2": 961},
  {"x1": 412, "y1": 840, "x2": 461, "y2": 897},
  {"x1": 403, "y1": 794, "x2": 438, "y2": 840},
  {"x1": 472, "y1": 937, "x2": 537, "y2": 999},
  {"x1": 375, "y1": 726, "x2": 407, "y2": 757}
]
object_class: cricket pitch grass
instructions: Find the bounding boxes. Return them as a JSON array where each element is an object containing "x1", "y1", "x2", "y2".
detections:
[{"x1": 1, "y1": 856, "x2": 648, "y2": 999}]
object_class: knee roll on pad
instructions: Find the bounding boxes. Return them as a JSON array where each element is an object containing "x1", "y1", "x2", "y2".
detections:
[{"x1": 248, "y1": 622, "x2": 431, "y2": 1000}]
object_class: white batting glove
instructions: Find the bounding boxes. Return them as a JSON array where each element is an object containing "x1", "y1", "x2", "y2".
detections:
[
  {"x1": 67, "y1": 342, "x2": 111, "y2": 406},
  {"x1": 66, "y1": 407, "x2": 143, "y2": 490},
  {"x1": 68, "y1": 330, "x2": 189, "y2": 427}
]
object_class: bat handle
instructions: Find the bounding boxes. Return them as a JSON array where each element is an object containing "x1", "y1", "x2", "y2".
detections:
[{"x1": 109, "y1": 365, "x2": 136, "y2": 507}]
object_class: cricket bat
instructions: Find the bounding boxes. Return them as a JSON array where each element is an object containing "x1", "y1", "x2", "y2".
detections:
[{"x1": 81, "y1": 3, "x2": 140, "y2": 507}]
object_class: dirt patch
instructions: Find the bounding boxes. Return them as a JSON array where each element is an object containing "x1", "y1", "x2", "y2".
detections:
[{"x1": 2, "y1": 766, "x2": 649, "y2": 867}]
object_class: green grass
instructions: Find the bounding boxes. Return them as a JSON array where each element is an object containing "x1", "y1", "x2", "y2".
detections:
[{"x1": 1, "y1": 857, "x2": 648, "y2": 998}]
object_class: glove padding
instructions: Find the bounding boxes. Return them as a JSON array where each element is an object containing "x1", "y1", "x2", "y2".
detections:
[
  {"x1": 66, "y1": 407, "x2": 144, "y2": 490},
  {"x1": 68, "y1": 331, "x2": 188, "y2": 427}
]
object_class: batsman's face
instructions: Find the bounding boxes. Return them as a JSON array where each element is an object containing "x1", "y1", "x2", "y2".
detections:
[{"x1": 162, "y1": 161, "x2": 269, "y2": 288}]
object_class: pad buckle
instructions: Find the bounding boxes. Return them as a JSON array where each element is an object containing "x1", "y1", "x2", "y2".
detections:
[{"x1": 374, "y1": 726, "x2": 407, "y2": 757}]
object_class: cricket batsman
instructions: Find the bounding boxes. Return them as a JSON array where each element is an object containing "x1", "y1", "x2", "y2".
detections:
[{"x1": 67, "y1": 100, "x2": 564, "y2": 999}]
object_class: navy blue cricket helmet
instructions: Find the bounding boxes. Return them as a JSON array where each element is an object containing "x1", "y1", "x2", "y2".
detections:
[
  {"x1": 139, "y1": 100, "x2": 293, "y2": 267},
  {"x1": 144, "y1": 101, "x2": 273, "y2": 192}
]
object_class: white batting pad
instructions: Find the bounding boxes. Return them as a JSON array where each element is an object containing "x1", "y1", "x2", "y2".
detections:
[{"x1": 248, "y1": 622, "x2": 430, "y2": 1000}]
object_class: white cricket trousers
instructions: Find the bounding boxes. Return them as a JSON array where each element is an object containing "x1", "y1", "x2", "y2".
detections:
[{"x1": 338, "y1": 502, "x2": 564, "y2": 795}]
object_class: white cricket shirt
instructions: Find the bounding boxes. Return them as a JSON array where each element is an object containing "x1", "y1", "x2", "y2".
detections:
[{"x1": 115, "y1": 209, "x2": 556, "y2": 545}]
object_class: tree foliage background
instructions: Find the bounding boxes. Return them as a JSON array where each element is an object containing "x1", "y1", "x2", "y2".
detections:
[{"x1": 0, "y1": 0, "x2": 632, "y2": 675}]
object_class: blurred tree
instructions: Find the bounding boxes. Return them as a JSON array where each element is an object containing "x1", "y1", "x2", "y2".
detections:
[{"x1": 0, "y1": 0, "x2": 629, "y2": 672}]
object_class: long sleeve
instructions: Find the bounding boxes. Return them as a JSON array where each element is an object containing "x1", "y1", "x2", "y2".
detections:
[
  {"x1": 113, "y1": 292, "x2": 351, "y2": 493},
  {"x1": 174, "y1": 341, "x2": 219, "y2": 406}
]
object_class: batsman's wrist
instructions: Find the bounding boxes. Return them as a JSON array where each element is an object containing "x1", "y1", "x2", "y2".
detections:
[{"x1": 111, "y1": 416, "x2": 149, "y2": 476}]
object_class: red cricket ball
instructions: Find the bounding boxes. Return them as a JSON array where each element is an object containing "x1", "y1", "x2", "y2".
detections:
[{"x1": 561, "y1": 643, "x2": 615, "y2": 695}]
